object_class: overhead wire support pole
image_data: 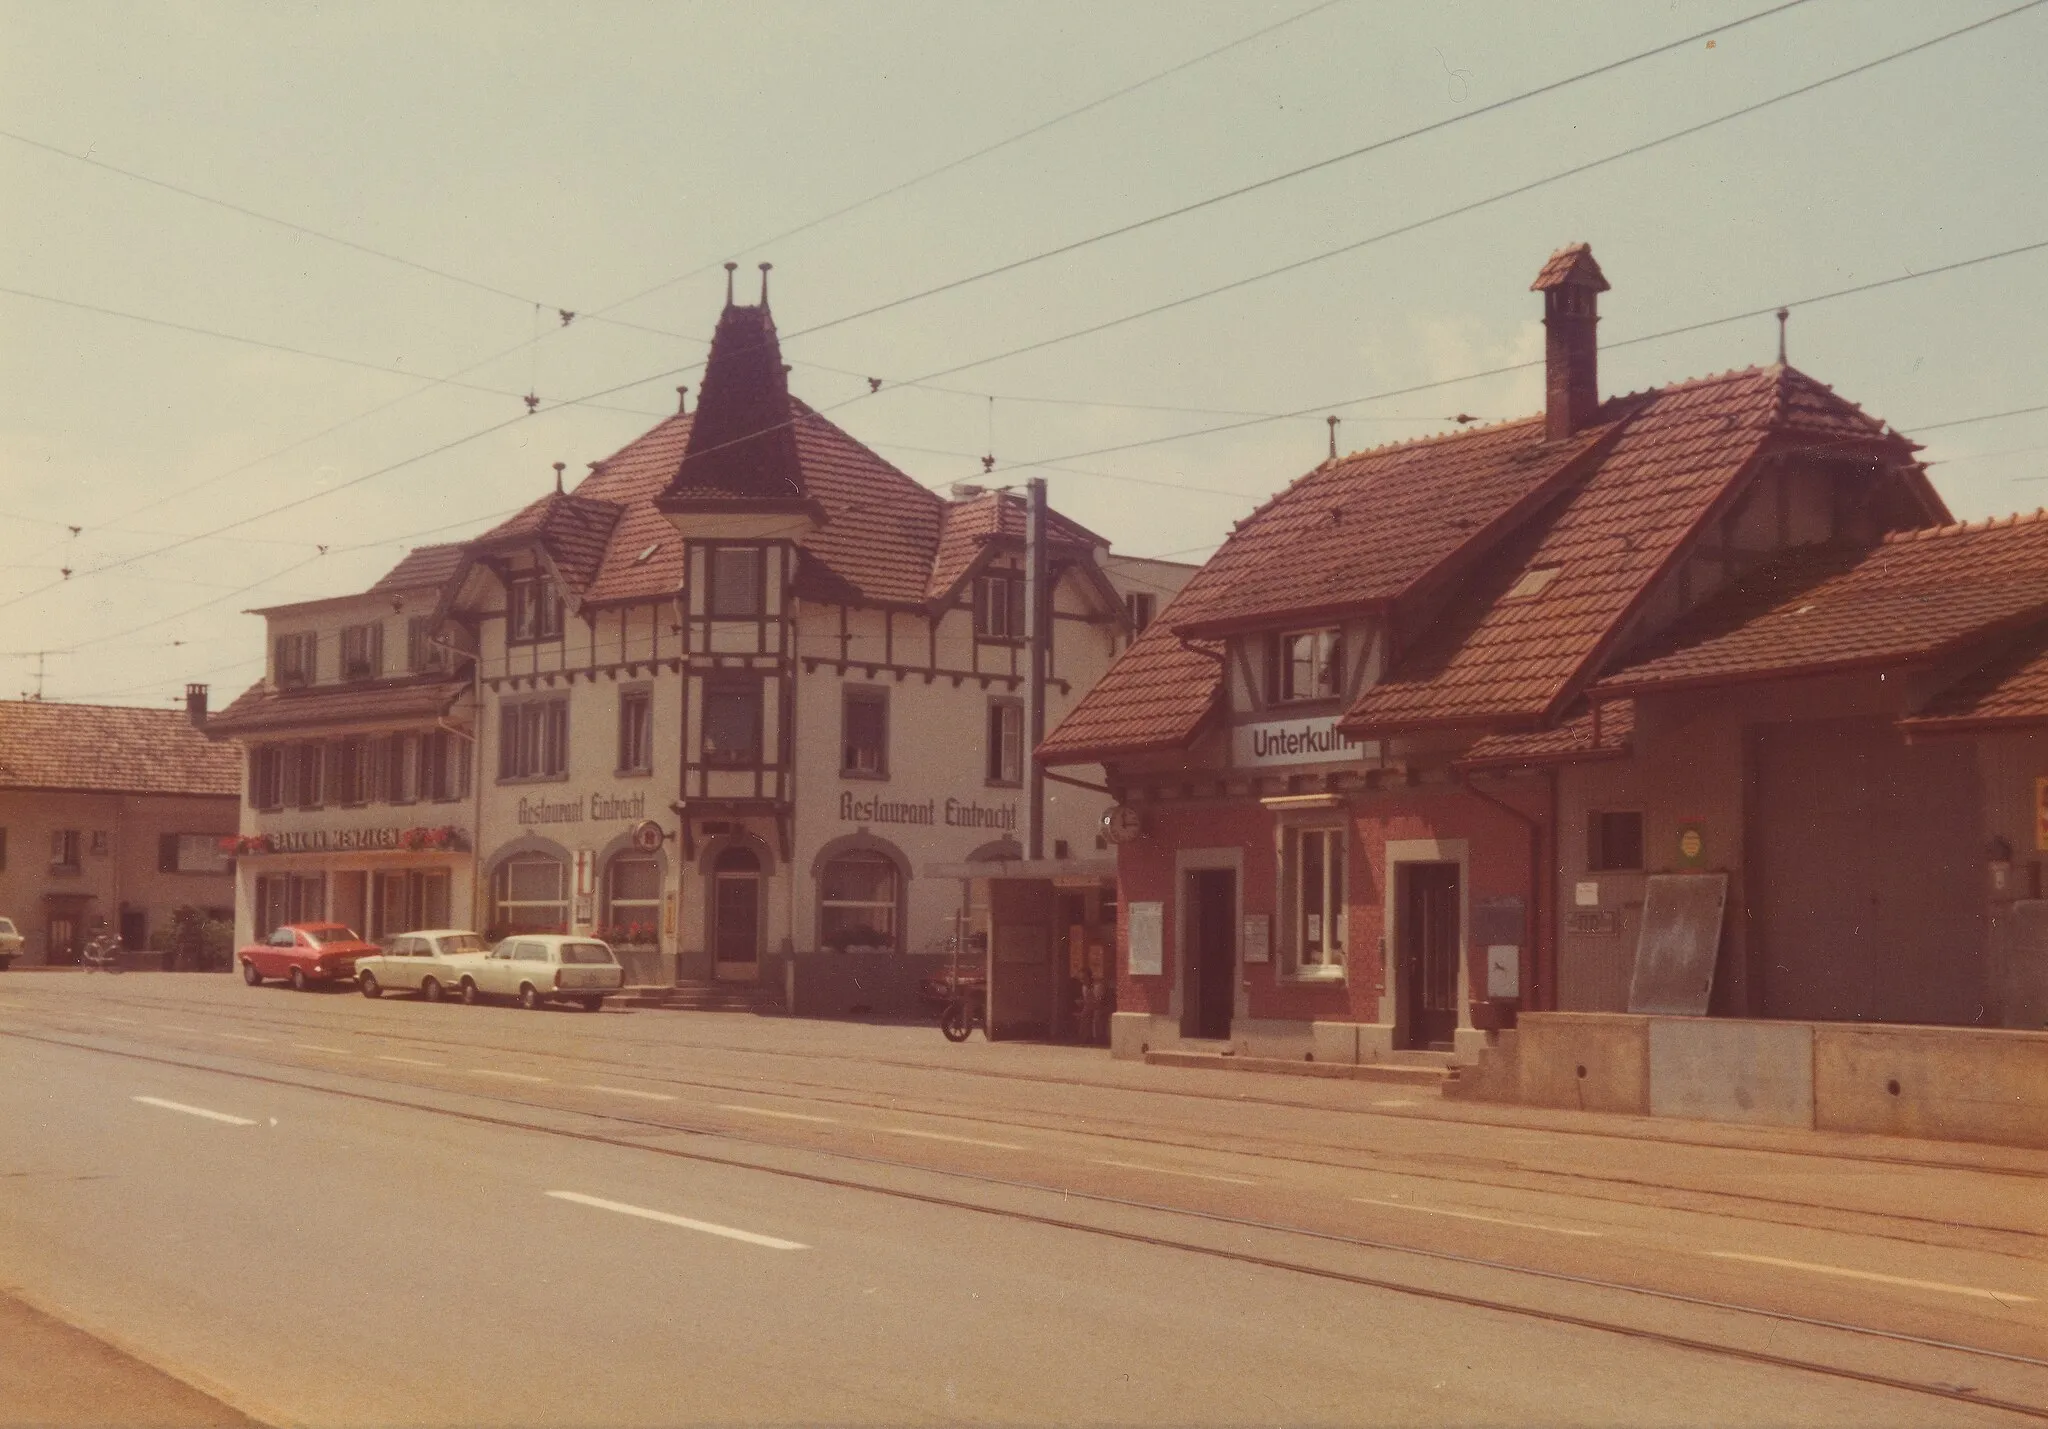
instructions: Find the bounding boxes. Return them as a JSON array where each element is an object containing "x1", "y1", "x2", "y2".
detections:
[{"x1": 1024, "y1": 477, "x2": 1049, "y2": 862}]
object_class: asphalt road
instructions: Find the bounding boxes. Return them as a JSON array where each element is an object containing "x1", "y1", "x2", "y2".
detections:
[{"x1": 2, "y1": 973, "x2": 2044, "y2": 1426}]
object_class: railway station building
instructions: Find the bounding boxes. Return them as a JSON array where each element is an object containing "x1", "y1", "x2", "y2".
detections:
[{"x1": 1044, "y1": 244, "x2": 2048, "y2": 1078}]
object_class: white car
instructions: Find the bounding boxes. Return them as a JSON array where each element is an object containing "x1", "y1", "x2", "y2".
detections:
[
  {"x1": 355, "y1": 929, "x2": 489, "y2": 1002},
  {"x1": 0, "y1": 916, "x2": 20, "y2": 969},
  {"x1": 445, "y1": 935, "x2": 622, "y2": 1011}
]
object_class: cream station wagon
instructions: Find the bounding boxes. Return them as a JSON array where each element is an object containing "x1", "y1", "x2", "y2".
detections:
[
  {"x1": 446, "y1": 935, "x2": 622, "y2": 1011},
  {"x1": 355, "y1": 929, "x2": 488, "y2": 1002}
]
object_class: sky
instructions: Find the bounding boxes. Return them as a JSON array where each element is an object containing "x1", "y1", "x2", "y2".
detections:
[{"x1": 2, "y1": 0, "x2": 2045, "y2": 708}]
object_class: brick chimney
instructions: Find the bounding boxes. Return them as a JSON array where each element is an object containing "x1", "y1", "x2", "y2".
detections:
[
  {"x1": 1531, "y1": 243, "x2": 1609, "y2": 441},
  {"x1": 185, "y1": 682, "x2": 208, "y2": 729}
]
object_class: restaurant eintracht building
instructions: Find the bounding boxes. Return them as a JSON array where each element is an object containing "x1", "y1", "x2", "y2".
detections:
[{"x1": 209, "y1": 267, "x2": 1190, "y2": 987}]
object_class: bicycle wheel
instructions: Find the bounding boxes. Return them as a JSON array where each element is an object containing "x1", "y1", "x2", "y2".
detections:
[{"x1": 941, "y1": 999, "x2": 973, "y2": 1043}]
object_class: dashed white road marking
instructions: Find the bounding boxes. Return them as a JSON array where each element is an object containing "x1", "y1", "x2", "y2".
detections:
[
  {"x1": 1352, "y1": 1196, "x2": 1602, "y2": 1238},
  {"x1": 134, "y1": 1096, "x2": 255, "y2": 1127},
  {"x1": 1092, "y1": 1158, "x2": 1257, "y2": 1186},
  {"x1": 100, "y1": 1015, "x2": 140, "y2": 1025},
  {"x1": 215, "y1": 1032, "x2": 270, "y2": 1044},
  {"x1": 882, "y1": 1127, "x2": 1024, "y2": 1151},
  {"x1": 293, "y1": 1043, "x2": 352, "y2": 1055},
  {"x1": 375, "y1": 1055, "x2": 442, "y2": 1068},
  {"x1": 466, "y1": 1069, "x2": 550, "y2": 1083},
  {"x1": 158, "y1": 1024, "x2": 199, "y2": 1033},
  {"x1": 717, "y1": 1104, "x2": 836, "y2": 1123},
  {"x1": 586, "y1": 1085, "x2": 677, "y2": 1101},
  {"x1": 1704, "y1": 1251, "x2": 2036, "y2": 1303},
  {"x1": 546, "y1": 1191, "x2": 807, "y2": 1250}
]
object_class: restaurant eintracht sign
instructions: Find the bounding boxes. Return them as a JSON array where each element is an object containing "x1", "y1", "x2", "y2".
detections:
[
  {"x1": 515, "y1": 791, "x2": 649, "y2": 827},
  {"x1": 839, "y1": 791, "x2": 1018, "y2": 831}
]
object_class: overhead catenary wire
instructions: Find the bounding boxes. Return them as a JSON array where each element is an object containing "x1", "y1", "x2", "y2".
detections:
[{"x1": 14, "y1": 8, "x2": 2043, "y2": 627}]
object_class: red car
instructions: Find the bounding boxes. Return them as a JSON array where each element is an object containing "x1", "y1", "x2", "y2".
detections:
[{"x1": 239, "y1": 923, "x2": 379, "y2": 991}]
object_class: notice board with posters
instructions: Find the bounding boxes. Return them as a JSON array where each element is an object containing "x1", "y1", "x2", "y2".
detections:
[{"x1": 1627, "y1": 874, "x2": 1728, "y2": 1016}]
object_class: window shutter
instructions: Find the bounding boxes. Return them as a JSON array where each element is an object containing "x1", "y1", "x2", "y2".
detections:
[
  {"x1": 159, "y1": 833, "x2": 178, "y2": 873},
  {"x1": 368, "y1": 623, "x2": 384, "y2": 678},
  {"x1": 1008, "y1": 576, "x2": 1026, "y2": 640},
  {"x1": 499, "y1": 705, "x2": 518, "y2": 779}
]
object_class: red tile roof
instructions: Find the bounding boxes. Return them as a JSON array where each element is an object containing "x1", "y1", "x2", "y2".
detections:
[
  {"x1": 927, "y1": 491, "x2": 1105, "y2": 604},
  {"x1": 366, "y1": 543, "x2": 466, "y2": 596},
  {"x1": 474, "y1": 493, "x2": 624, "y2": 594},
  {"x1": 1046, "y1": 363, "x2": 1939, "y2": 763},
  {"x1": 205, "y1": 675, "x2": 470, "y2": 739},
  {"x1": 0, "y1": 700, "x2": 240, "y2": 796},
  {"x1": 1903, "y1": 621, "x2": 2048, "y2": 733},
  {"x1": 1597, "y1": 511, "x2": 2048, "y2": 696},
  {"x1": 1532, "y1": 243, "x2": 1609, "y2": 293},
  {"x1": 1173, "y1": 417, "x2": 1610, "y2": 636},
  {"x1": 1342, "y1": 366, "x2": 1926, "y2": 735},
  {"x1": 1456, "y1": 700, "x2": 1634, "y2": 770}
]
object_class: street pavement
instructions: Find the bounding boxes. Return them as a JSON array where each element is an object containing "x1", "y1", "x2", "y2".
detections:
[{"x1": 2, "y1": 972, "x2": 2044, "y2": 1426}]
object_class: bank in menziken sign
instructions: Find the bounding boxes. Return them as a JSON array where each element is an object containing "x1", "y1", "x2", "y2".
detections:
[
  {"x1": 1231, "y1": 716, "x2": 1380, "y2": 768},
  {"x1": 516, "y1": 791, "x2": 649, "y2": 827}
]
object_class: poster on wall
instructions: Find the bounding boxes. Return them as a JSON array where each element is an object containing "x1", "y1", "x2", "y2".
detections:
[
  {"x1": 1243, "y1": 914, "x2": 1270, "y2": 964},
  {"x1": 1128, "y1": 901, "x2": 1163, "y2": 976}
]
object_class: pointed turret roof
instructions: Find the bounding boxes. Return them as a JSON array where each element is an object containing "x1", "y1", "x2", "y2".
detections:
[{"x1": 657, "y1": 272, "x2": 809, "y2": 513}]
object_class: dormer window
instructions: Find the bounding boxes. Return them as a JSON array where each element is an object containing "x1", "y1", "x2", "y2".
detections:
[
  {"x1": 1271, "y1": 629, "x2": 1344, "y2": 703},
  {"x1": 274, "y1": 632, "x2": 316, "y2": 688},
  {"x1": 508, "y1": 575, "x2": 563, "y2": 643},
  {"x1": 340, "y1": 623, "x2": 383, "y2": 682},
  {"x1": 708, "y1": 547, "x2": 764, "y2": 618},
  {"x1": 974, "y1": 571, "x2": 1026, "y2": 640}
]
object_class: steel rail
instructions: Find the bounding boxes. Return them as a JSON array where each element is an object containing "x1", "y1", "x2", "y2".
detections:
[
  {"x1": 8, "y1": 1023, "x2": 2047, "y2": 1421},
  {"x1": 27, "y1": 991, "x2": 2048, "y2": 1258}
]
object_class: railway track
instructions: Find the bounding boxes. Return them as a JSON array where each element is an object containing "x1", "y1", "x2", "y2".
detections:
[
  {"x1": 6, "y1": 1021, "x2": 2047, "y2": 1423},
  {"x1": 17, "y1": 985, "x2": 2046, "y2": 1265}
]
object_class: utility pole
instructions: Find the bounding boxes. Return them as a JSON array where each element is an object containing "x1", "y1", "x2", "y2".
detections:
[{"x1": 1023, "y1": 476, "x2": 1049, "y2": 861}]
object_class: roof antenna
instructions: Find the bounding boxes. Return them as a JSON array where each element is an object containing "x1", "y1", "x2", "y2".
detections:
[
  {"x1": 758, "y1": 261, "x2": 773, "y2": 307},
  {"x1": 552, "y1": 461, "x2": 565, "y2": 495},
  {"x1": 675, "y1": 384, "x2": 689, "y2": 415},
  {"x1": 1776, "y1": 307, "x2": 1790, "y2": 365},
  {"x1": 1327, "y1": 415, "x2": 1340, "y2": 460},
  {"x1": 724, "y1": 261, "x2": 738, "y2": 306}
]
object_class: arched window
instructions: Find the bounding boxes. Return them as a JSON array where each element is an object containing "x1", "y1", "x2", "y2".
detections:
[
  {"x1": 603, "y1": 855, "x2": 662, "y2": 948},
  {"x1": 819, "y1": 850, "x2": 900, "y2": 952},
  {"x1": 491, "y1": 854, "x2": 566, "y2": 938}
]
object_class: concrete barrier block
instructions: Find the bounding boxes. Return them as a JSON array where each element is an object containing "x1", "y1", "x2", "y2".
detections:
[
  {"x1": 1516, "y1": 1012, "x2": 1649, "y2": 1114},
  {"x1": 1649, "y1": 1018, "x2": 1812, "y2": 1128},
  {"x1": 1108, "y1": 1012, "x2": 1155, "y2": 1061},
  {"x1": 1814, "y1": 1023, "x2": 2048, "y2": 1150},
  {"x1": 1310, "y1": 1021, "x2": 1362, "y2": 1066}
]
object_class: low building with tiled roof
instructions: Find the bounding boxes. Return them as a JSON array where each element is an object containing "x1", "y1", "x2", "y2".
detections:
[
  {"x1": 212, "y1": 264, "x2": 1193, "y2": 1010},
  {"x1": 1046, "y1": 244, "x2": 2047, "y2": 1070},
  {"x1": 0, "y1": 698, "x2": 239, "y2": 964}
]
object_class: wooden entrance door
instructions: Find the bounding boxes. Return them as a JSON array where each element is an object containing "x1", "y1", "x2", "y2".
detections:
[
  {"x1": 710, "y1": 846, "x2": 761, "y2": 982},
  {"x1": 1182, "y1": 869, "x2": 1235, "y2": 1041},
  {"x1": 1398, "y1": 862, "x2": 1461, "y2": 1049}
]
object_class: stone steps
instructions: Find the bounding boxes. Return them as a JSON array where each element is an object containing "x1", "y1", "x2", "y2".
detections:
[
  {"x1": 1142, "y1": 1048, "x2": 1454, "y2": 1086},
  {"x1": 613, "y1": 980, "x2": 783, "y2": 1014}
]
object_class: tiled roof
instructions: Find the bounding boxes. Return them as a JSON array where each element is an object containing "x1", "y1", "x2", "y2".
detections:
[
  {"x1": 0, "y1": 700, "x2": 240, "y2": 796},
  {"x1": 205, "y1": 675, "x2": 470, "y2": 738},
  {"x1": 1532, "y1": 243, "x2": 1609, "y2": 292},
  {"x1": 1904, "y1": 621, "x2": 2048, "y2": 733},
  {"x1": 475, "y1": 493, "x2": 623, "y2": 594},
  {"x1": 365, "y1": 542, "x2": 466, "y2": 595},
  {"x1": 1049, "y1": 362, "x2": 1937, "y2": 762},
  {"x1": 1172, "y1": 416, "x2": 1609, "y2": 635},
  {"x1": 1596, "y1": 511, "x2": 2048, "y2": 696},
  {"x1": 927, "y1": 491, "x2": 1105, "y2": 604},
  {"x1": 1456, "y1": 700, "x2": 1633, "y2": 770},
  {"x1": 1342, "y1": 365, "x2": 1921, "y2": 734}
]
